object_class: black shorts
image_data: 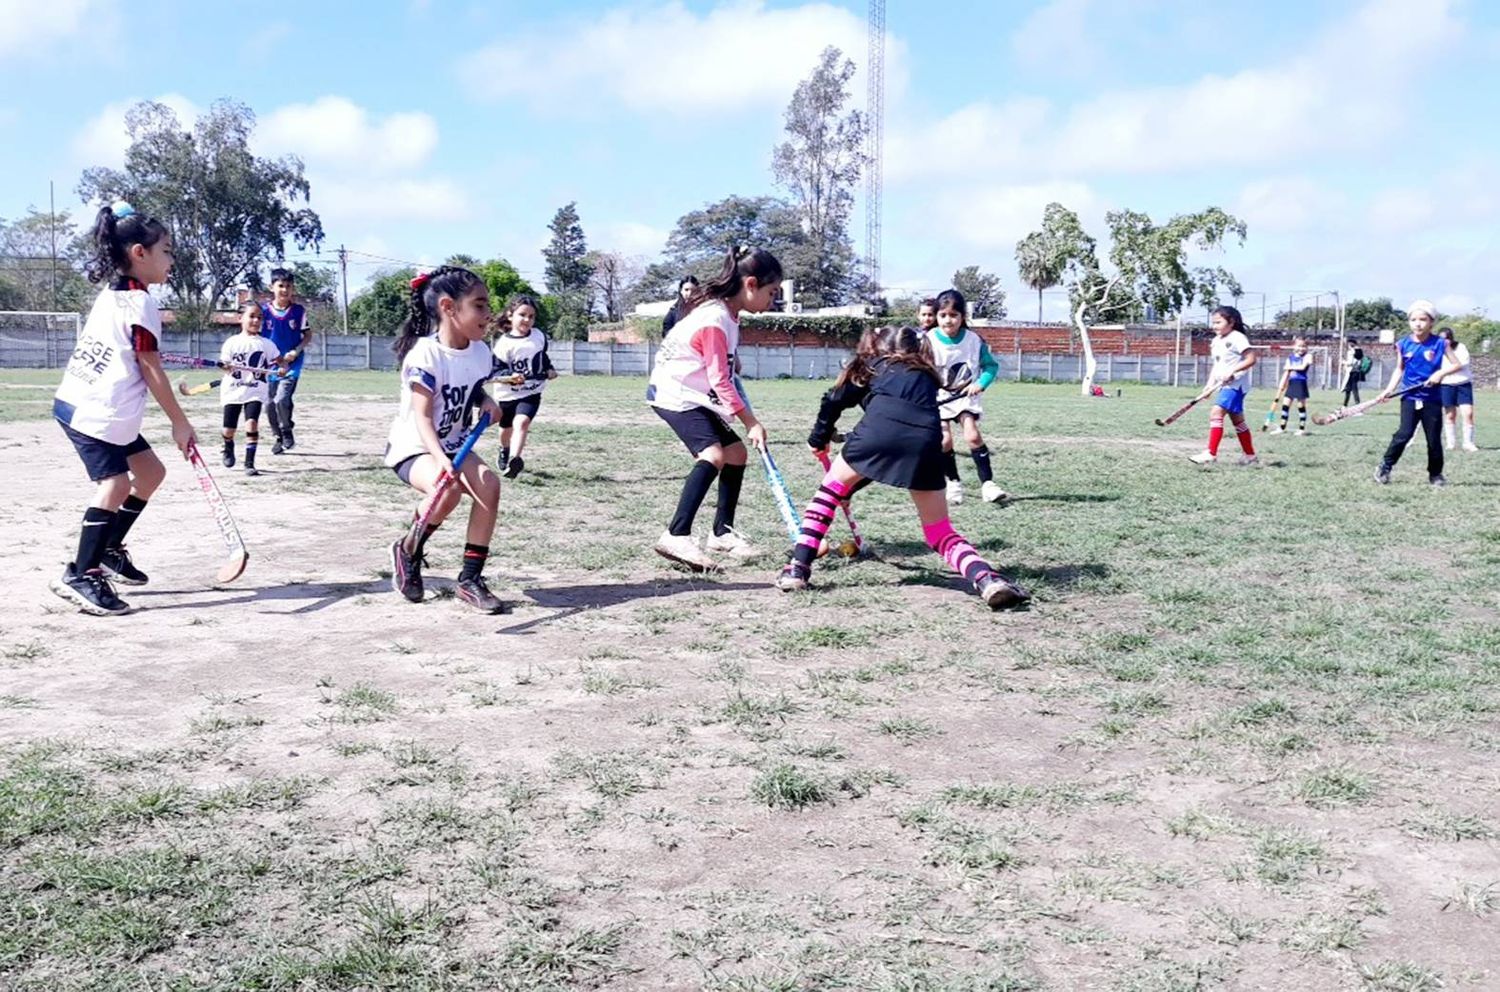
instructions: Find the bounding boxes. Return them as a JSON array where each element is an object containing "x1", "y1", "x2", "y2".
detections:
[
  {"x1": 391, "y1": 454, "x2": 422, "y2": 485},
  {"x1": 654, "y1": 405, "x2": 740, "y2": 456},
  {"x1": 1440, "y1": 382, "x2": 1474, "y2": 407},
  {"x1": 498, "y1": 394, "x2": 542, "y2": 428},
  {"x1": 1284, "y1": 380, "x2": 1309, "y2": 401},
  {"x1": 222, "y1": 401, "x2": 264, "y2": 429},
  {"x1": 58, "y1": 420, "x2": 152, "y2": 482}
]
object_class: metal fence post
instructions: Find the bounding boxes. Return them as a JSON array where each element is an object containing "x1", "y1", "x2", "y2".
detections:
[{"x1": 608, "y1": 342, "x2": 615, "y2": 376}]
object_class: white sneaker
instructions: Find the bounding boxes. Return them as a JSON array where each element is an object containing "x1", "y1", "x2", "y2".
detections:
[
  {"x1": 1238, "y1": 454, "x2": 1260, "y2": 466},
  {"x1": 945, "y1": 479, "x2": 964, "y2": 504},
  {"x1": 653, "y1": 531, "x2": 718, "y2": 572},
  {"x1": 1463, "y1": 442, "x2": 1479, "y2": 452},
  {"x1": 1295, "y1": 429, "x2": 1307, "y2": 436},
  {"x1": 981, "y1": 480, "x2": 1008, "y2": 503},
  {"x1": 705, "y1": 527, "x2": 760, "y2": 558},
  {"x1": 1445, "y1": 441, "x2": 1455, "y2": 451},
  {"x1": 1188, "y1": 451, "x2": 1217, "y2": 465},
  {"x1": 1272, "y1": 426, "x2": 1286, "y2": 434}
]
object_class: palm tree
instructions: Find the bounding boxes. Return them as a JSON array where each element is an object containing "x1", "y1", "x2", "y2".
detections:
[{"x1": 1015, "y1": 232, "x2": 1062, "y2": 324}]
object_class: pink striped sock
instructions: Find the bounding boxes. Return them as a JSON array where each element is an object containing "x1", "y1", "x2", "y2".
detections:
[
  {"x1": 793, "y1": 477, "x2": 851, "y2": 566},
  {"x1": 922, "y1": 517, "x2": 993, "y2": 583}
]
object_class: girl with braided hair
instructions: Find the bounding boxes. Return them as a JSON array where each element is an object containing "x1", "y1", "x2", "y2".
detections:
[{"x1": 384, "y1": 265, "x2": 508, "y2": 613}]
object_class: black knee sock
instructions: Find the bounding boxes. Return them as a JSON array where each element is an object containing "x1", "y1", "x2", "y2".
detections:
[
  {"x1": 670, "y1": 460, "x2": 719, "y2": 536},
  {"x1": 970, "y1": 445, "x2": 994, "y2": 483},
  {"x1": 76, "y1": 507, "x2": 116, "y2": 572},
  {"x1": 1280, "y1": 402, "x2": 1291, "y2": 427},
  {"x1": 104, "y1": 495, "x2": 147, "y2": 551},
  {"x1": 713, "y1": 463, "x2": 746, "y2": 536},
  {"x1": 1298, "y1": 406, "x2": 1307, "y2": 429},
  {"x1": 246, "y1": 430, "x2": 259, "y2": 462},
  {"x1": 942, "y1": 450, "x2": 959, "y2": 481},
  {"x1": 459, "y1": 543, "x2": 488, "y2": 581},
  {"x1": 408, "y1": 514, "x2": 439, "y2": 556}
]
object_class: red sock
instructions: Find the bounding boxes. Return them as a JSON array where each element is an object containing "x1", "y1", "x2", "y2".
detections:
[
  {"x1": 1236, "y1": 421, "x2": 1255, "y2": 455},
  {"x1": 1207, "y1": 413, "x2": 1225, "y2": 455}
]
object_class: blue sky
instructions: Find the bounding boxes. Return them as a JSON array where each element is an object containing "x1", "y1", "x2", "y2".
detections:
[{"x1": 1, "y1": 0, "x2": 1497, "y2": 320}]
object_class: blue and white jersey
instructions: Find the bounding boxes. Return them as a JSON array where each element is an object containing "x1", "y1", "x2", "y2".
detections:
[
  {"x1": 1284, "y1": 352, "x2": 1312, "y2": 382},
  {"x1": 218, "y1": 332, "x2": 281, "y2": 405},
  {"x1": 383, "y1": 336, "x2": 493, "y2": 467},
  {"x1": 260, "y1": 302, "x2": 309, "y2": 377},
  {"x1": 490, "y1": 329, "x2": 552, "y2": 402},
  {"x1": 1211, "y1": 331, "x2": 1253, "y2": 393},
  {"x1": 1396, "y1": 334, "x2": 1447, "y2": 402}
]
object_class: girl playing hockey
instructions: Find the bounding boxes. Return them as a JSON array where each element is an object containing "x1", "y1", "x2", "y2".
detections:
[
  {"x1": 385, "y1": 265, "x2": 508, "y2": 614},
  {"x1": 1374, "y1": 301, "x2": 1460, "y2": 487},
  {"x1": 1273, "y1": 337, "x2": 1313, "y2": 435},
  {"x1": 219, "y1": 302, "x2": 284, "y2": 476},
  {"x1": 785, "y1": 325, "x2": 1029, "y2": 610},
  {"x1": 1189, "y1": 306, "x2": 1259, "y2": 466},
  {"x1": 50, "y1": 202, "x2": 197, "y2": 615},
  {"x1": 927, "y1": 289, "x2": 1005, "y2": 503},
  {"x1": 646, "y1": 247, "x2": 778, "y2": 572},
  {"x1": 490, "y1": 293, "x2": 557, "y2": 479}
]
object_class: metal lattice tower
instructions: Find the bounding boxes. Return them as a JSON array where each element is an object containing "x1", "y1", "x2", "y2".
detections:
[{"x1": 865, "y1": 0, "x2": 885, "y2": 301}]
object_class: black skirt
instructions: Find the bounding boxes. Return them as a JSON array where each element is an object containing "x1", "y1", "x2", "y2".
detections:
[
  {"x1": 841, "y1": 395, "x2": 947, "y2": 491},
  {"x1": 1285, "y1": 379, "x2": 1309, "y2": 400}
]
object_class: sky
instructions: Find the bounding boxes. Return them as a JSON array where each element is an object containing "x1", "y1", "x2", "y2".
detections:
[{"x1": 1, "y1": 0, "x2": 1497, "y2": 322}]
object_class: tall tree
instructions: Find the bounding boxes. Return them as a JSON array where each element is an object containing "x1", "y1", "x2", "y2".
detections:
[
  {"x1": 585, "y1": 250, "x2": 644, "y2": 322},
  {"x1": 0, "y1": 208, "x2": 92, "y2": 312},
  {"x1": 347, "y1": 267, "x2": 417, "y2": 335},
  {"x1": 951, "y1": 266, "x2": 1006, "y2": 319},
  {"x1": 543, "y1": 202, "x2": 592, "y2": 296},
  {"x1": 771, "y1": 46, "x2": 867, "y2": 307},
  {"x1": 1014, "y1": 226, "x2": 1066, "y2": 324},
  {"x1": 77, "y1": 100, "x2": 323, "y2": 322}
]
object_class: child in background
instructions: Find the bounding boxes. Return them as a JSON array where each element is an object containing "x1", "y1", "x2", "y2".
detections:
[
  {"x1": 261, "y1": 267, "x2": 312, "y2": 453},
  {"x1": 50, "y1": 202, "x2": 197, "y2": 615},
  {"x1": 385, "y1": 266, "x2": 507, "y2": 614},
  {"x1": 219, "y1": 303, "x2": 283, "y2": 476},
  {"x1": 490, "y1": 293, "x2": 557, "y2": 479},
  {"x1": 927, "y1": 288, "x2": 1005, "y2": 503},
  {"x1": 785, "y1": 325, "x2": 1028, "y2": 609},
  {"x1": 1374, "y1": 302, "x2": 1460, "y2": 486},
  {"x1": 1274, "y1": 337, "x2": 1313, "y2": 435},
  {"x1": 917, "y1": 297, "x2": 938, "y2": 331},
  {"x1": 1437, "y1": 327, "x2": 1477, "y2": 452},
  {"x1": 1189, "y1": 306, "x2": 1259, "y2": 466},
  {"x1": 646, "y1": 247, "x2": 778, "y2": 571},
  {"x1": 1340, "y1": 346, "x2": 1366, "y2": 407}
]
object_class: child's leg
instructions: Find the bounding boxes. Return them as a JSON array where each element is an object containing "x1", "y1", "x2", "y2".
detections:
[
  {"x1": 1443, "y1": 407, "x2": 1457, "y2": 447},
  {"x1": 669, "y1": 446, "x2": 725, "y2": 536},
  {"x1": 939, "y1": 422, "x2": 960, "y2": 481},
  {"x1": 1297, "y1": 400, "x2": 1307, "y2": 432},
  {"x1": 1419, "y1": 402, "x2": 1445, "y2": 478},
  {"x1": 458, "y1": 456, "x2": 501, "y2": 578},
  {"x1": 77, "y1": 473, "x2": 133, "y2": 572},
  {"x1": 400, "y1": 455, "x2": 466, "y2": 554},
  {"x1": 1206, "y1": 405, "x2": 1226, "y2": 455},
  {"x1": 1230, "y1": 413, "x2": 1255, "y2": 455},
  {"x1": 911, "y1": 489, "x2": 994, "y2": 583},
  {"x1": 1461, "y1": 403, "x2": 1477, "y2": 447},
  {"x1": 1279, "y1": 398, "x2": 1291, "y2": 427},
  {"x1": 221, "y1": 404, "x2": 241, "y2": 466},
  {"x1": 960, "y1": 414, "x2": 994, "y2": 484},
  {"x1": 499, "y1": 425, "x2": 513, "y2": 459},
  {"x1": 509, "y1": 414, "x2": 534, "y2": 461},
  {"x1": 244, "y1": 402, "x2": 262, "y2": 471},
  {"x1": 789, "y1": 457, "x2": 861, "y2": 573},
  {"x1": 1380, "y1": 401, "x2": 1419, "y2": 471},
  {"x1": 712, "y1": 441, "x2": 748, "y2": 537}
]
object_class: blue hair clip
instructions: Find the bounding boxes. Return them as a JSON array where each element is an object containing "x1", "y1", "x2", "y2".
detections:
[{"x1": 111, "y1": 200, "x2": 136, "y2": 219}]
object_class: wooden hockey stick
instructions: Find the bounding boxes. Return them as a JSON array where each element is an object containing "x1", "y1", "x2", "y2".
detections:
[
  {"x1": 1312, "y1": 383, "x2": 1423, "y2": 426},
  {"x1": 185, "y1": 441, "x2": 249, "y2": 583},
  {"x1": 1155, "y1": 384, "x2": 1218, "y2": 427}
]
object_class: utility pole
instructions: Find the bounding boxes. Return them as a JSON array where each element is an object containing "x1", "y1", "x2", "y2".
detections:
[
  {"x1": 49, "y1": 181, "x2": 58, "y2": 310},
  {"x1": 864, "y1": 0, "x2": 885, "y2": 305},
  {"x1": 338, "y1": 244, "x2": 350, "y2": 335}
]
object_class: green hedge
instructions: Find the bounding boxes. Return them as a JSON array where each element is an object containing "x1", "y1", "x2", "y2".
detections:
[{"x1": 740, "y1": 314, "x2": 879, "y2": 343}]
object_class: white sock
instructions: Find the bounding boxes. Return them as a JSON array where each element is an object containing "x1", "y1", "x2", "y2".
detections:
[
  {"x1": 1465, "y1": 424, "x2": 1476, "y2": 446},
  {"x1": 1443, "y1": 424, "x2": 1455, "y2": 447}
]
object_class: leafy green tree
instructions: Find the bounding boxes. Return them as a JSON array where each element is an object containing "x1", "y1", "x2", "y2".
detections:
[
  {"x1": 0, "y1": 208, "x2": 92, "y2": 312},
  {"x1": 347, "y1": 267, "x2": 417, "y2": 336},
  {"x1": 951, "y1": 266, "x2": 1006, "y2": 319},
  {"x1": 1343, "y1": 297, "x2": 1405, "y2": 330},
  {"x1": 470, "y1": 257, "x2": 538, "y2": 310},
  {"x1": 1438, "y1": 312, "x2": 1500, "y2": 350},
  {"x1": 543, "y1": 202, "x2": 592, "y2": 296},
  {"x1": 0, "y1": 273, "x2": 25, "y2": 310},
  {"x1": 772, "y1": 46, "x2": 866, "y2": 306},
  {"x1": 1015, "y1": 226, "x2": 1067, "y2": 324},
  {"x1": 77, "y1": 100, "x2": 323, "y2": 323}
]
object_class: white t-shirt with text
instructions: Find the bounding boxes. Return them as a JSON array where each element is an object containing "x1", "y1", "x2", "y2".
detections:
[
  {"x1": 1211, "y1": 331, "x2": 1253, "y2": 393},
  {"x1": 384, "y1": 336, "x2": 495, "y2": 467},
  {"x1": 219, "y1": 333, "x2": 282, "y2": 405},
  {"x1": 55, "y1": 284, "x2": 161, "y2": 444}
]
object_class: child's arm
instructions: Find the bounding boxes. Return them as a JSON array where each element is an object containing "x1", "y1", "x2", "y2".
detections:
[
  {"x1": 967, "y1": 342, "x2": 999, "y2": 396},
  {"x1": 808, "y1": 381, "x2": 868, "y2": 451},
  {"x1": 408, "y1": 386, "x2": 455, "y2": 474},
  {"x1": 138, "y1": 352, "x2": 197, "y2": 456},
  {"x1": 477, "y1": 388, "x2": 502, "y2": 423},
  {"x1": 1378, "y1": 349, "x2": 1404, "y2": 398},
  {"x1": 696, "y1": 325, "x2": 766, "y2": 448}
]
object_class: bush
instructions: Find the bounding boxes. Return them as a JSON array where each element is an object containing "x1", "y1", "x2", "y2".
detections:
[{"x1": 741, "y1": 313, "x2": 880, "y2": 344}]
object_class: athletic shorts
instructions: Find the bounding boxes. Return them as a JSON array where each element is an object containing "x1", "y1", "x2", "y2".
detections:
[
  {"x1": 222, "y1": 401, "x2": 264, "y2": 429},
  {"x1": 1214, "y1": 387, "x2": 1248, "y2": 415},
  {"x1": 1284, "y1": 380, "x2": 1309, "y2": 401},
  {"x1": 498, "y1": 394, "x2": 542, "y2": 428},
  {"x1": 1440, "y1": 382, "x2": 1474, "y2": 407},
  {"x1": 391, "y1": 453, "x2": 422, "y2": 485},
  {"x1": 653, "y1": 405, "x2": 740, "y2": 457},
  {"x1": 58, "y1": 420, "x2": 152, "y2": 482}
]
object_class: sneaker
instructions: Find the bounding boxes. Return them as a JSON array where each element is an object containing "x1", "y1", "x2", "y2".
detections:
[
  {"x1": 705, "y1": 527, "x2": 760, "y2": 558},
  {"x1": 1374, "y1": 465, "x2": 1391, "y2": 485},
  {"x1": 1188, "y1": 451, "x2": 1217, "y2": 465},
  {"x1": 272, "y1": 437, "x2": 285, "y2": 455},
  {"x1": 503, "y1": 455, "x2": 525, "y2": 480},
  {"x1": 221, "y1": 443, "x2": 235, "y2": 468},
  {"x1": 975, "y1": 571, "x2": 1030, "y2": 610},
  {"x1": 455, "y1": 574, "x2": 507, "y2": 614},
  {"x1": 980, "y1": 480, "x2": 1008, "y2": 503},
  {"x1": 100, "y1": 546, "x2": 148, "y2": 586},
  {"x1": 1272, "y1": 426, "x2": 1286, "y2": 434},
  {"x1": 49, "y1": 563, "x2": 130, "y2": 616},
  {"x1": 1463, "y1": 442, "x2": 1479, "y2": 452},
  {"x1": 1295, "y1": 428, "x2": 1307, "y2": 436},
  {"x1": 1237, "y1": 454, "x2": 1260, "y2": 466},
  {"x1": 390, "y1": 538, "x2": 424, "y2": 602},
  {"x1": 245, "y1": 464, "x2": 261, "y2": 477},
  {"x1": 283, "y1": 431, "x2": 295, "y2": 451},
  {"x1": 776, "y1": 561, "x2": 811, "y2": 592},
  {"x1": 1444, "y1": 441, "x2": 1455, "y2": 451},
  {"x1": 654, "y1": 531, "x2": 718, "y2": 573},
  {"x1": 945, "y1": 479, "x2": 964, "y2": 504},
  {"x1": 1430, "y1": 474, "x2": 1448, "y2": 488}
]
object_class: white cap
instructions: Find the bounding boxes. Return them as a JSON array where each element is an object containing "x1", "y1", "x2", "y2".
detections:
[{"x1": 1407, "y1": 299, "x2": 1437, "y2": 319}]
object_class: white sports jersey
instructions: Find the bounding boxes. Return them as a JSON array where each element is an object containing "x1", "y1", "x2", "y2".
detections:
[
  {"x1": 1441, "y1": 342, "x2": 1471, "y2": 385},
  {"x1": 384, "y1": 336, "x2": 495, "y2": 467},
  {"x1": 218, "y1": 333, "x2": 282, "y2": 405},
  {"x1": 647, "y1": 300, "x2": 744, "y2": 419},
  {"x1": 54, "y1": 283, "x2": 161, "y2": 444},
  {"x1": 490, "y1": 329, "x2": 551, "y2": 402},
  {"x1": 1211, "y1": 331, "x2": 1253, "y2": 392},
  {"x1": 927, "y1": 327, "x2": 986, "y2": 420}
]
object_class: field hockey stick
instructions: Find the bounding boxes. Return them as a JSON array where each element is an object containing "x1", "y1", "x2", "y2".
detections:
[
  {"x1": 813, "y1": 449, "x2": 864, "y2": 554},
  {"x1": 185, "y1": 441, "x2": 249, "y2": 584},
  {"x1": 758, "y1": 446, "x2": 802, "y2": 543},
  {"x1": 1312, "y1": 383, "x2": 1423, "y2": 426},
  {"x1": 1260, "y1": 390, "x2": 1285, "y2": 432},
  {"x1": 1155, "y1": 384, "x2": 1218, "y2": 427},
  {"x1": 409, "y1": 411, "x2": 493, "y2": 545},
  {"x1": 176, "y1": 377, "x2": 221, "y2": 397}
]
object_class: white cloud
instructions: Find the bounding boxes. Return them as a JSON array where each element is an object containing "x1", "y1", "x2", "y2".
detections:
[
  {"x1": 71, "y1": 94, "x2": 199, "y2": 168},
  {"x1": 595, "y1": 220, "x2": 668, "y2": 258},
  {"x1": 458, "y1": 0, "x2": 900, "y2": 116},
  {"x1": 309, "y1": 177, "x2": 468, "y2": 225},
  {"x1": 1368, "y1": 187, "x2": 1436, "y2": 232},
  {"x1": 1234, "y1": 178, "x2": 1338, "y2": 235},
  {"x1": 0, "y1": 0, "x2": 103, "y2": 59},
  {"x1": 930, "y1": 181, "x2": 1101, "y2": 252},
  {"x1": 257, "y1": 97, "x2": 438, "y2": 173}
]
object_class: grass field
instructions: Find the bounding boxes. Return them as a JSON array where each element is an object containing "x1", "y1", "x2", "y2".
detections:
[{"x1": 1, "y1": 370, "x2": 1496, "y2": 991}]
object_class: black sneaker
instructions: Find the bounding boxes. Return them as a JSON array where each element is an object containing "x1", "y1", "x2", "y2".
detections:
[
  {"x1": 100, "y1": 546, "x2": 148, "y2": 586},
  {"x1": 455, "y1": 574, "x2": 507, "y2": 614},
  {"x1": 976, "y1": 571, "x2": 1030, "y2": 610},
  {"x1": 390, "y1": 538, "x2": 423, "y2": 603},
  {"x1": 272, "y1": 437, "x2": 285, "y2": 455},
  {"x1": 49, "y1": 564, "x2": 130, "y2": 615},
  {"x1": 222, "y1": 442, "x2": 235, "y2": 468},
  {"x1": 776, "y1": 561, "x2": 811, "y2": 592},
  {"x1": 1430, "y1": 474, "x2": 1448, "y2": 488},
  {"x1": 503, "y1": 456, "x2": 525, "y2": 480},
  {"x1": 1374, "y1": 465, "x2": 1391, "y2": 485},
  {"x1": 244, "y1": 451, "x2": 259, "y2": 477},
  {"x1": 283, "y1": 430, "x2": 295, "y2": 451}
]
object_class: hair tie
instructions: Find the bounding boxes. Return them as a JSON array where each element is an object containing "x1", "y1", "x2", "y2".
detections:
[
  {"x1": 732, "y1": 244, "x2": 751, "y2": 260},
  {"x1": 111, "y1": 200, "x2": 136, "y2": 220},
  {"x1": 410, "y1": 272, "x2": 431, "y2": 291}
]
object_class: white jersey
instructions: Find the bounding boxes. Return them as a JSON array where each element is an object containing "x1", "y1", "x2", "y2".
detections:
[
  {"x1": 927, "y1": 328, "x2": 987, "y2": 420},
  {"x1": 54, "y1": 282, "x2": 162, "y2": 444},
  {"x1": 384, "y1": 336, "x2": 495, "y2": 467},
  {"x1": 1441, "y1": 342, "x2": 1471, "y2": 385},
  {"x1": 1211, "y1": 331, "x2": 1253, "y2": 392},
  {"x1": 647, "y1": 300, "x2": 745, "y2": 419},
  {"x1": 218, "y1": 333, "x2": 282, "y2": 405},
  {"x1": 490, "y1": 329, "x2": 551, "y2": 402}
]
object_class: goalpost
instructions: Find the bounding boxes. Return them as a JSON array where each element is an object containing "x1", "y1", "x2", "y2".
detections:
[{"x1": 0, "y1": 311, "x2": 82, "y2": 368}]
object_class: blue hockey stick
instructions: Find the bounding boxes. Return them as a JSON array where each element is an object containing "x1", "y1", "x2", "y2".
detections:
[{"x1": 411, "y1": 411, "x2": 493, "y2": 542}]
